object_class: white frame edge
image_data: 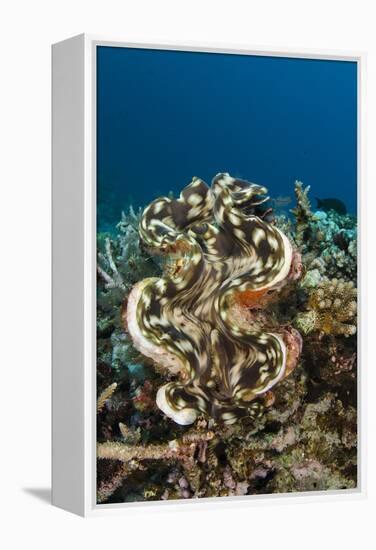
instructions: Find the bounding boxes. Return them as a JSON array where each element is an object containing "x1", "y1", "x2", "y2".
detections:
[
  {"x1": 52, "y1": 34, "x2": 86, "y2": 516},
  {"x1": 52, "y1": 33, "x2": 367, "y2": 517}
]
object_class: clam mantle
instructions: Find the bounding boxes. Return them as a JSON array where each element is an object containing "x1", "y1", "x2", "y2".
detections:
[{"x1": 126, "y1": 173, "x2": 302, "y2": 425}]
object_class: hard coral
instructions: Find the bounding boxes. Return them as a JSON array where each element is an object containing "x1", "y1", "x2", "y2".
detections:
[
  {"x1": 290, "y1": 180, "x2": 313, "y2": 247},
  {"x1": 295, "y1": 278, "x2": 357, "y2": 337}
]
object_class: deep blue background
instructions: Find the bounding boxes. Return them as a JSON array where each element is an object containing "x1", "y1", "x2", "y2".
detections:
[{"x1": 97, "y1": 46, "x2": 357, "y2": 231}]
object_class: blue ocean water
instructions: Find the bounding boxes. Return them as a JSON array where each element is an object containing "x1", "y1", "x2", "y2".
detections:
[{"x1": 97, "y1": 46, "x2": 357, "y2": 232}]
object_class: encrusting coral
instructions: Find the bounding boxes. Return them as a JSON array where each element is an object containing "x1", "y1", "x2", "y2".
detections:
[
  {"x1": 96, "y1": 175, "x2": 357, "y2": 504},
  {"x1": 126, "y1": 174, "x2": 303, "y2": 425}
]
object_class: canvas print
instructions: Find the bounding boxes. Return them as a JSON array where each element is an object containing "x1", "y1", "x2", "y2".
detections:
[{"x1": 96, "y1": 46, "x2": 357, "y2": 504}]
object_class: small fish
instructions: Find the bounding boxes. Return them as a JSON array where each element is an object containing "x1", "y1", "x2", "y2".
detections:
[
  {"x1": 270, "y1": 196, "x2": 292, "y2": 209},
  {"x1": 316, "y1": 197, "x2": 347, "y2": 215}
]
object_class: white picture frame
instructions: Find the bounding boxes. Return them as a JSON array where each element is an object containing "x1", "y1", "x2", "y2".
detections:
[{"x1": 52, "y1": 34, "x2": 366, "y2": 517}]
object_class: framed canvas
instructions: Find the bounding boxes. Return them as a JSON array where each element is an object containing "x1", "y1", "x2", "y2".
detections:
[{"x1": 52, "y1": 35, "x2": 366, "y2": 516}]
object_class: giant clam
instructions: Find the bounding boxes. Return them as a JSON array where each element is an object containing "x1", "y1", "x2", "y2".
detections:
[{"x1": 126, "y1": 173, "x2": 302, "y2": 425}]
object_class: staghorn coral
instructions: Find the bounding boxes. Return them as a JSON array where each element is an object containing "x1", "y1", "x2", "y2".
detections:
[
  {"x1": 97, "y1": 383, "x2": 118, "y2": 412},
  {"x1": 97, "y1": 430, "x2": 215, "y2": 463},
  {"x1": 97, "y1": 462, "x2": 132, "y2": 504},
  {"x1": 97, "y1": 206, "x2": 162, "y2": 375},
  {"x1": 295, "y1": 277, "x2": 357, "y2": 337},
  {"x1": 126, "y1": 173, "x2": 303, "y2": 425},
  {"x1": 97, "y1": 206, "x2": 161, "y2": 295},
  {"x1": 97, "y1": 430, "x2": 214, "y2": 502},
  {"x1": 290, "y1": 180, "x2": 313, "y2": 247}
]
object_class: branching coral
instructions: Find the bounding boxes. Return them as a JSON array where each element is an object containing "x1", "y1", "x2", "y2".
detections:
[
  {"x1": 97, "y1": 206, "x2": 161, "y2": 295},
  {"x1": 97, "y1": 383, "x2": 118, "y2": 413},
  {"x1": 126, "y1": 173, "x2": 302, "y2": 425},
  {"x1": 97, "y1": 430, "x2": 214, "y2": 502},
  {"x1": 97, "y1": 463, "x2": 131, "y2": 504},
  {"x1": 295, "y1": 278, "x2": 357, "y2": 337},
  {"x1": 97, "y1": 430, "x2": 215, "y2": 463},
  {"x1": 97, "y1": 237, "x2": 126, "y2": 290},
  {"x1": 97, "y1": 207, "x2": 162, "y2": 373},
  {"x1": 290, "y1": 180, "x2": 313, "y2": 247}
]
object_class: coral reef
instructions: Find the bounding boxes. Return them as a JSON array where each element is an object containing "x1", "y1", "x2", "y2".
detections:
[
  {"x1": 96, "y1": 176, "x2": 357, "y2": 504},
  {"x1": 286, "y1": 182, "x2": 357, "y2": 282},
  {"x1": 290, "y1": 180, "x2": 313, "y2": 247}
]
